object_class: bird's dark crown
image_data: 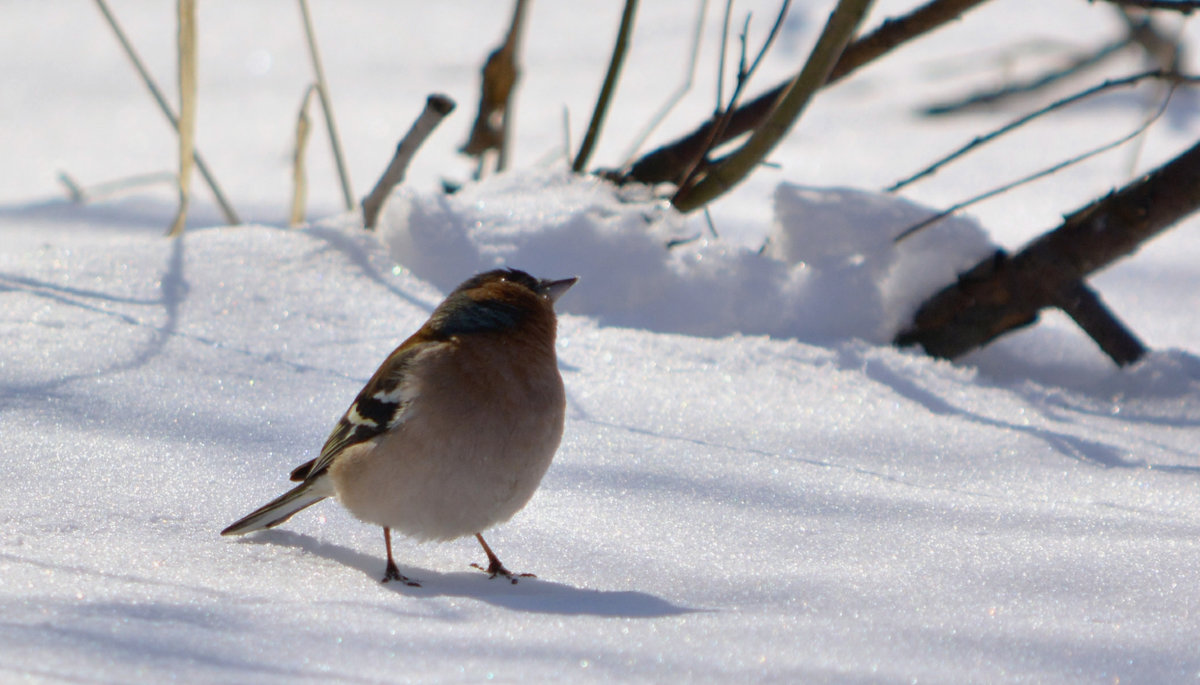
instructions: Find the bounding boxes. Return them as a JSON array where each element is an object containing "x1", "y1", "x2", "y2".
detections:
[
  {"x1": 451, "y1": 268, "x2": 543, "y2": 296},
  {"x1": 431, "y1": 268, "x2": 549, "y2": 336}
]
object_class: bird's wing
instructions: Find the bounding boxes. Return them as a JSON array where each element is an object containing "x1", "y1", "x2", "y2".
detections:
[{"x1": 300, "y1": 339, "x2": 433, "y2": 481}]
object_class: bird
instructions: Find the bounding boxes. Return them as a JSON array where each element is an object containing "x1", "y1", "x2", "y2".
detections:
[{"x1": 221, "y1": 268, "x2": 577, "y2": 586}]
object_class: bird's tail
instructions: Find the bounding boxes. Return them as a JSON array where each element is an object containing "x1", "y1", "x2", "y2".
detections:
[{"x1": 221, "y1": 476, "x2": 333, "y2": 536}]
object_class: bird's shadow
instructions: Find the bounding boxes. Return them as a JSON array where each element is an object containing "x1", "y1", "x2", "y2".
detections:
[{"x1": 239, "y1": 530, "x2": 697, "y2": 618}]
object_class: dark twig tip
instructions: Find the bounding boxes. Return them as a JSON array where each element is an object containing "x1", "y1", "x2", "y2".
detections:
[{"x1": 428, "y1": 94, "x2": 457, "y2": 116}]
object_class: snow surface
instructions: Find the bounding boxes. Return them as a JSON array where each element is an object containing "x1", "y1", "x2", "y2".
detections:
[{"x1": 5, "y1": 1, "x2": 1200, "y2": 682}]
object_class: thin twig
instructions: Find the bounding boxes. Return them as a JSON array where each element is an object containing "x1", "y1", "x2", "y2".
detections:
[
  {"x1": 717, "y1": 0, "x2": 733, "y2": 113},
  {"x1": 298, "y1": 0, "x2": 354, "y2": 211},
  {"x1": 622, "y1": 0, "x2": 987, "y2": 188},
  {"x1": 894, "y1": 84, "x2": 1180, "y2": 243},
  {"x1": 924, "y1": 10, "x2": 1184, "y2": 116},
  {"x1": 737, "y1": 14, "x2": 752, "y2": 85},
  {"x1": 362, "y1": 95, "x2": 456, "y2": 230},
  {"x1": 58, "y1": 172, "x2": 87, "y2": 203},
  {"x1": 889, "y1": 69, "x2": 1197, "y2": 192},
  {"x1": 57, "y1": 171, "x2": 177, "y2": 204},
  {"x1": 741, "y1": 0, "x2": 790, "y2": 82},
  {"x1": 562, "y1": 105, "x2": 573, "y2": 162},
  {"x1": 673, "y1": 0, "x2": 872, "y2": 212},
  {"x1": 573, "y1": 0, "x2": 640, "y2": 173},
  {"x1": 92, "y1": 0, "x2": 239, "y2": 225},
  {"x1": 673, "y1": 0, "x2": 792, "y2": 202},
  {"x1": 702, "y1": 207, "x2": 720, "y2": 238},
  {"x1": 922, "y1": 38, "x2": 1129, "y2": 115}
]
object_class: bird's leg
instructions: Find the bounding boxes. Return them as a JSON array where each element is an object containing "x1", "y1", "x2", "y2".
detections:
[
  {"x1": 381, "y1": 527, "x2": 420, "y2": 586},
  {"x1": 470, "y1": 532, "x2": 535, "y2": 584}
]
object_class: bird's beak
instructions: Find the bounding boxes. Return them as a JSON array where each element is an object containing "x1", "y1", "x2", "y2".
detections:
[{"x1": 541, "y1": 276, "x2": 578, "y2": 304}]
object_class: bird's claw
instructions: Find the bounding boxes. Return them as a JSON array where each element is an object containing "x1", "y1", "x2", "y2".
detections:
[
  {"x1": 471, "y1": 561, "x2": 535, "y2": 584},
  {"x1": 382, "y1": 561, "x2": 421, "y2": 587}
]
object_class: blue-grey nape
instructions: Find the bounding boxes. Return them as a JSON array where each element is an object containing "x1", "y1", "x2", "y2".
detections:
[{"x1": 434, "y1": 296, "x2": 527, "y2": 335}]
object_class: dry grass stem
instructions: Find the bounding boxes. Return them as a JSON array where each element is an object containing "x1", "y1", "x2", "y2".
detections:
[
  {"x1": 290, "y1": 85, "x2": 318, "y2": 227},
  {"x1": 91, "y1": 0, "x2": 240, "y2": 226},
  {"x1": 298, "y1": 0, "x2": 354, "y2": 210},
  {"x1": 169, "y1": 0, "x2": 197, "y2": 237}
]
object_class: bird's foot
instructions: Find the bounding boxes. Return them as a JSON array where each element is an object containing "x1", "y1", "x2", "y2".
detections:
[
  {"x1": 382, "y1": 560, "x2": 420, "y2": 587},
  {"x1": 471, "y1": 561, "x2": 536, "y2": 585}
]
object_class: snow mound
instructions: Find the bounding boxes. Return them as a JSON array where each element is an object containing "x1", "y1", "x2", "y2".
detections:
[
  {"x1": 767, "y1": 183, "x2": 996, "y2": 340},
  {"x1": 379, "y1": 170, "x2": 996, "y2": 343}
]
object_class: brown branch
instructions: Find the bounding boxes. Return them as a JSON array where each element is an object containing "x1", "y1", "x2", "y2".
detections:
[
  {"x1": 1100, "y1": 0, "x2": 1199, "y2": 13},
  {"x1": 460, "y1": 0, "x2": 529, "y2": 176},
  {"x1": 573, "y1": 0, "x2": 639, "y2": 173},
  {"x1": 1055, "y1": 281, "x2": 1146, "y2": 366},
  {"x1": 617, "y1": 0, "x2": 990, "y2": 187},
  {"x1": 671, "y1": 0, "x2": 868, "y2": 212},
  {"x1": 671, "y1": 0, "x2": 792, "y2": 202},
  {"x1": 895, "y1": 136, "x2": 1200, "y2": 365}
]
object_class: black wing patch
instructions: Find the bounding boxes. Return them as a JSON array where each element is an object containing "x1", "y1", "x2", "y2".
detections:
[{"x1": 296, "y1": 342, "x2": 426, "y2": 481}]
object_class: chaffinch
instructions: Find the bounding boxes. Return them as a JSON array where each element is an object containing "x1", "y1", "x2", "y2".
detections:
[{"x1": 222, "y1": 268, "x2": 577, "y2": 586}]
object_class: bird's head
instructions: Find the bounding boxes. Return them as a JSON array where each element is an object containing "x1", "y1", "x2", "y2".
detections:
[{"x1": 430, "y1": 268, "x2": 577, "y2": 337}]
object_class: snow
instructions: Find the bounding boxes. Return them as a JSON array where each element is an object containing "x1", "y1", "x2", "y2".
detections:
[
  {"x1": 380, "y1": 172, "x2": 996, "y2": 342},
  {"x1": 4, "y1": 0, "x2": 1200, "y2": 682}
]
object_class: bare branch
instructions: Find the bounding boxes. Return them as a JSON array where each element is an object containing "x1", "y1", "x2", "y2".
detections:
[
  {"x1": 461, "y1": 0, "x2": 530, "y2": 176},
  {"x1": 921, "y1": 39, "x2": 1128, "y2": 115},
  {"x1": 893, "y1": 82, "x2": 1180, "y2": 242},
  {"x1": 573, "y1": 0, "x2": 640, "y2": 173},
  {"x1": 896, "y1": 135, "x2": 1200, "y2": 365},
  {"x1": 1056, "y1": 281, "x2": 1146, "y2": 366},
  {"x1": 890, "y1": 69, "x2": 1197, "y2": 193},
  {"x1": 620, "y1": 0, "x2": 990, "y2": 187},
  {"x1": 924, "y1": 10, "x2": 1183, "y2": 115},
  {"x1": 716, "y1": 0, "x2": 733, "y2": 112},
  {"x1": 1120, "y1": 9, "x2": 1185, "y2": 70},
  {"x1": 621, "y1": 0, "x2": 710, "y2": 163},
  {"x1": 672, "y1": 0, "x2": 792, "y2": 200},
  {"x1": 362, "y1": 95, "x2": 456, "y2": 231},
  {"x1": 672, "y1": 0, "x2": 872, "y2": 212},
  {"x1": 742, "y1": 0, "x2": 791, "y2": 81},
  {"x1": 1099, "y1": 0, "x2": 1200, "y2": 13}
]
